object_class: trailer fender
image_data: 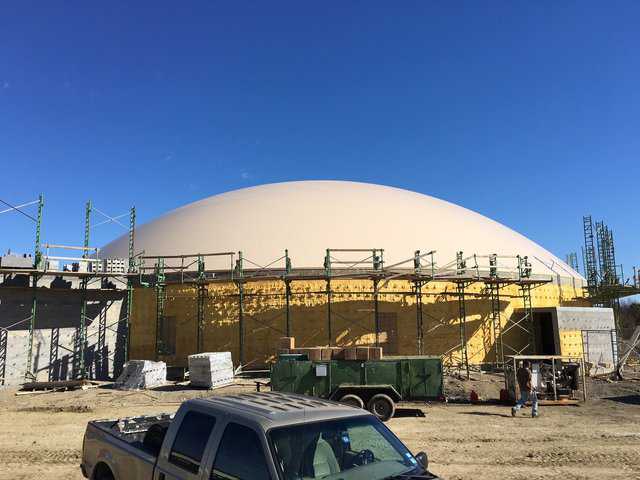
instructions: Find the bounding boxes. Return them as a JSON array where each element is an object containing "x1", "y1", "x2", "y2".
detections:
[{"x1": 329, "y1": 385, "x2": 401, "y2": 404}]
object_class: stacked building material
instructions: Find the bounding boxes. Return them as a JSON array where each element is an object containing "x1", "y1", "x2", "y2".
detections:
[
  {"x1": 188, "y1": 352, "x2": 234, "y2": 389},
  {"x1": 278, "y1": 337, "x2": 383, "y2": 361},
  {"x1": 115, "y1": 360, "x2": 167, "y2": 390}
]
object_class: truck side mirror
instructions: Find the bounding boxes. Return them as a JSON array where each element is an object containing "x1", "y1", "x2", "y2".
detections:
[{"x1": 415, "y1": 451, "x2": 428, "y2": 470}]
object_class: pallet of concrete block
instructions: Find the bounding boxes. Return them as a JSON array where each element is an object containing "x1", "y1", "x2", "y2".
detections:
[
  {"x1": 115, "y1": 360, "x2": 167, "y2": 390},
  {"x1": 188, "y1": 352, "x2": 234, "y2": 389}
]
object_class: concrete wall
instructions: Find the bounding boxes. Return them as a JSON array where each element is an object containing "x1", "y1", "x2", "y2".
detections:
[
  {"x1": 130, "y1": 278, "x2": 589, "y2": 370},
  {"x1": 531, "y1": 306, "x2": 616, "y2": 375},
  {"x1": 0, "y1": 279, "x2": 126, "y2": 387},
  {"x1": 556, "y1": 307, "x2": 616, "y2": 375}
]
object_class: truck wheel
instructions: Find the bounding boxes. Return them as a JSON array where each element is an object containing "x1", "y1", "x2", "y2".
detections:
[
  {"x1": 339, "y1": 394, "x2": 364, "y2": 409},
  {"x1": 367, "y1": 394, "x2": 395, "y2": 421},
  {"x1": 94, "y1": 463, "x2": 114, "y2": 480}
]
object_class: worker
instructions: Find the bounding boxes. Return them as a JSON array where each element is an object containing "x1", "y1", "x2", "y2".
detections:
[{"x1": 511, "y1": 360, "x2": 539, "y2": 418}]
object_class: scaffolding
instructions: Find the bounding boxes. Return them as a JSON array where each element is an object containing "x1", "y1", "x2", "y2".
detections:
[
  {"x1": 0, "y1": 194, "x2": 44, "y2": 382},
  {"x1": 488, "y1": 254, "x2": 503, "y2": 365},
  {"x1": 581, "y1": 216, "x2": 639, "y2": 313},
  {"x1": 135, "y1": 247, "x2": 551, "y2": 374},
  {"x1": 579, "y1": 216, "x2": 640, "y2": 377},
  {"x1": 137, "y1": 252, "x2": 236, "y2": 360},
  {"x1": 0, "y1": 196, "x2": 136, "y2": 383}
]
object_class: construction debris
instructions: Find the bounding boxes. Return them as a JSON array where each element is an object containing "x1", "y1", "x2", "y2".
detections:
[{"x1": 19, "y1": 379, "x2": 94, "y2": 393}]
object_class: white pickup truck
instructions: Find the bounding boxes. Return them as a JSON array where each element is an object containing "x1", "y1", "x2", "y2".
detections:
[{"x1": 81, "y1": 391, "x2": 440, "y2": 480}]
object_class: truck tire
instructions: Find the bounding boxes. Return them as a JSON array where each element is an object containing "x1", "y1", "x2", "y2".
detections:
[
  {"x1": 367, "y1": 394, "x2": 395, "y2": 421},
  {"x1": 93, "y1": 463, "x2": 114, "y2": 480},
  {"x1": 339, "y1": 394, "x2": 364, "y2": 409}
]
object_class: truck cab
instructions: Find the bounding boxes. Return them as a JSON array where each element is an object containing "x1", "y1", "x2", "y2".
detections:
[{"x1": 82, "y1": 392, "x2": 439, "y2": 480}]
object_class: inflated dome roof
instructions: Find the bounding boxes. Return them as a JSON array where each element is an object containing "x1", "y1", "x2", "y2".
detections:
[{"x1": 102, "y1": 181, "x2": 582, "y2": 280}]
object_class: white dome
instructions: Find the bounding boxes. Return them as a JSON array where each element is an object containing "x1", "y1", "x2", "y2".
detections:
[{"x1": 102, "y1": 181, "x2": 582, "y2": 280}]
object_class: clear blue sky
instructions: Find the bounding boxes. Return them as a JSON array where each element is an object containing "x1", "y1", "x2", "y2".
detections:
[{"x1": 1, "y1": 2, "x2": 638, "y2": 278}]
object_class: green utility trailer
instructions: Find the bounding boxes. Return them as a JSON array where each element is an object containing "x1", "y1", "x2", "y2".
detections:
[{"x1": 271, "y1": 356, "x2": 443, "y2": 421}]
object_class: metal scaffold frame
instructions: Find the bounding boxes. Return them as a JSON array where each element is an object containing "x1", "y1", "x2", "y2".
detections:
[
  {"x1": 487, "y1": 254, "x2": 503, "y2": 364},
  {"x1": 154, "y1": 258, "x2": 166, "y2": 359},
  {"x1": 67, "y1": 202, "x2": 137, "y2": 380},
  {"x1": 135, "y1": 246, "x2": 552, "y2": 375},
  {"x1": 125, "y1": 207, "x2": 136, "y2": 364},
  {"x1": 323, "y1": 248, "x2": 386, "y2": 347},
  {"x1": 452, "y1": 252, "x2": 472, "y2": 379},
  {"x1": 196, "y1": 254, "x2": 206, "y2": 354},
  {"x1": 74, "y1": 201, "x2": 92, "y2": 379},
  {"x1": 579, "y1": 215, "x2": 640, "y2": 377},
  {"x1": 0, "y1": 195, "x2": 136, "y2": 384},
  {"x1": 26, "y1": 196, "x2": 44, "y2": 380},
  {"x1": 235, "y1": 252, "x2": 245, "y2": 365},
  {"x1": 138, "y1": 251, "x2": 235, "y2": 361},
  {"x1": 581, "y1": 215, "x2": 640, "y2": 323},
  {"x1": 0, "y1": 194, "x2": 45, "y2": 381},
  {"x1": 233, "y1": 250, "x2": 292, "y2": 368},
  {"x1": 494, "y1": 256, "x2": 536, "y2": 359}
]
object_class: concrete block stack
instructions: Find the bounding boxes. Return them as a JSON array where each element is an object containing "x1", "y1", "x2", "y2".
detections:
[
  {"x1": 115, "y1": 360, "x2": 167, "y2": 390},
  {"x1": 278, "y1": 337, "x2": 383, "y2": 361},
  {"x1": 188, "y1": 352, "x2": 234, "y2": 389}
]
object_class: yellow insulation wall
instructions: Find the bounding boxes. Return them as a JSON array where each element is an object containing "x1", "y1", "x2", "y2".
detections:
[
  {"x1": 559, "y1": 330, "x2": 585, "y2": 357},
  {"x1": 130, "y1": 278, "x2": 588, "y2": 368}
]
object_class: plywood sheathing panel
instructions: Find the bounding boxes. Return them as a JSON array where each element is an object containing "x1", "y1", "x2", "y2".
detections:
[{"x1": 129, "y1": 279, "x2": 588, "y2": 369}]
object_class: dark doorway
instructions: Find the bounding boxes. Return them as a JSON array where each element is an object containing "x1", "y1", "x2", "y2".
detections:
[{"x1": 535, "y1": 312, "x2": 556, "y2": 355}]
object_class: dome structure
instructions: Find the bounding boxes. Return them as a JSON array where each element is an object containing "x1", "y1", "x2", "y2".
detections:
[{"x1": 102, "y1": 180, "x2": 581, "y2": 280}]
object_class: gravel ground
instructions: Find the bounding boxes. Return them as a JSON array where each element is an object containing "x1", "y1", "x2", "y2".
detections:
[{"x1": 0, "y1": 376, "x2": 638, "y2": 480}]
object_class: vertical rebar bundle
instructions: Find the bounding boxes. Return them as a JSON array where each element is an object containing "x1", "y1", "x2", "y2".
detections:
[
  {"x1": 565, "y1": 252, "x2": 579, "y2": 273},
  {"x1": 596, "y1": 221, "x2": 618, "y2": 286},
  {"x1": 583, "y1": 216, "x2": 599, "y2": 296}
]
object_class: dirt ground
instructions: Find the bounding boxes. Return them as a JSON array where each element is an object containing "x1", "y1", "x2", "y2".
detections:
[{"x1": 0, "y1": 375, "x2": 638, "y2": 480}]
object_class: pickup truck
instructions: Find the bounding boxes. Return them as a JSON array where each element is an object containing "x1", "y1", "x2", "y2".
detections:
[{"x1": 81, "y1": 391, "x2": 440, "y2": 480}]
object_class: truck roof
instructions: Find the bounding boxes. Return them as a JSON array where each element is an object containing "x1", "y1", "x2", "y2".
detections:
[{"x1": 189, "y1": 391, "x2": 369, "y2": 429}]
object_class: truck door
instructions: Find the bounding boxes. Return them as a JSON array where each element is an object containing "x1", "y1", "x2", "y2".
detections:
[
  {"x1": 154, "y1": 410, "x2": 217, "y2": 480},
  {"x1": 211, "y1": 422, "x2": 274, "y2": 479}
]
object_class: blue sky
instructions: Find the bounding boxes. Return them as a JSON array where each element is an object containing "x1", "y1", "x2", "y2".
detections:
[{"x1": 1, "y1": 2, "x2": 638, "y2": 279}]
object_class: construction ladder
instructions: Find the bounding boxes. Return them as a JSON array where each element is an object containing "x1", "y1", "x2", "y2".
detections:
[
  {"x1": 489, "y1": 281, "x2": 504, "y2": 366},
  {"x1": 457, "y1": 282, "x2": 470, "y2": 379},
  {"x1": 154, "y1": 259, "x2": 166, "y2": 359}
]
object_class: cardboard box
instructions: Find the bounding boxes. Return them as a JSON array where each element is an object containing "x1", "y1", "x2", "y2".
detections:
[
  {"x1": 356, "y1": 347, "x2": 370, "y2": 360},
  {"x1": 344, "y1": 348, "x2": 358, "y2": 360},
  {"x1": 278, "y1": 337, "x2": 295, "y2": 350},
  {"x1": 290, "y1": 348, "x2": 307, "y2": 359},
  {"x1": 332, "y1": 348, "x2": 345, "y2": 360},
  {"x1": 369, "y1": 347, "x2": 383, "y2": 360},
  {"x1": 306, "y1": 347, "x2": 322, "y2": 361},
  {"x1": 293, "y1": 348, "x2": 322, "y2": 361},
  {"x1": 321, "y1": 348, "x2": 333, "y2": 360}
]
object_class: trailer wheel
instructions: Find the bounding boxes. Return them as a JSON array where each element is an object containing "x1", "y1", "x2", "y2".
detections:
[
  {"x1": 367, "y1": 394, "x2": 395, "y2": 421},
  {"x1": 339, "y1": 394, "x2": 364, "y2": 409}
]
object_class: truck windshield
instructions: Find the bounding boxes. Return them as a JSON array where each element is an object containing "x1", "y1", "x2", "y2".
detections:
[{"x1": 269, "y1": 415, "x2": 419, "y2": 480}]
